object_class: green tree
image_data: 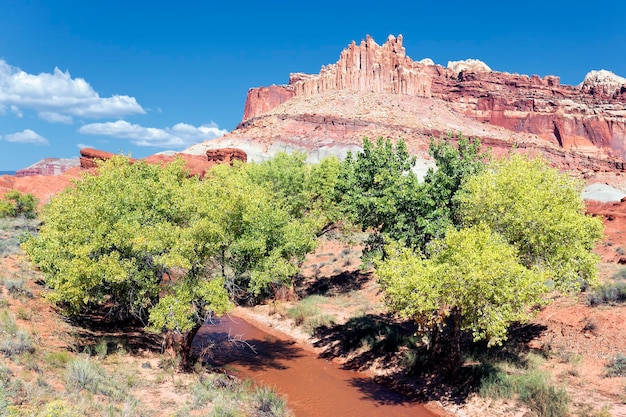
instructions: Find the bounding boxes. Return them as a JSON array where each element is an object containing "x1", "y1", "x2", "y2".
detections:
[
  {"x1": 338, "y1": 137, "x2": 424, "y2": 254},
  {"x1": 377, "y1": 225, "x2": 546, "y2": 368},
  {"x1": 23, "y1": 156, "x2": 315, "y2": 368},
  {"x1": 338, "y1": 135, "x2": 486, "y2": 256},
  {"x1": 0, "y1": 190, "x2": 37, "y2": 219},
  {"x1": 458, "y1": 154, "x2": 604, "y2": 291},
  {"x1": 420, "y1": 134, "x2": 488, "y2": 237},
  {"x1": 245, "y1": 152, "x2": 343, "y2": 236}
]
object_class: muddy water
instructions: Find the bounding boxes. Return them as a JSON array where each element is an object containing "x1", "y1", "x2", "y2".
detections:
[{"x1": 196, "y1": 316, "x2": 438, "y2": 417}]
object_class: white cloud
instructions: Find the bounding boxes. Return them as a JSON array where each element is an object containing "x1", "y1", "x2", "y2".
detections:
[
  {"x1": 2, "y1": 129, "x2": 49, "y2": 145},
  {"x1": 10, "y1": 105, "x2": 22, "y2": 118},
  {"x1": 39, "y1": 111, "x2": 73, "y2": 124},
  {"x1": 79, "y1": 120, "x2": 228, "y2": 149},
  {"x1": 76, "y1": 143, "x2": 91, "y2": 149},
  {"x1": 0, "y1": 60, "x2": 145, "y2": 121}
]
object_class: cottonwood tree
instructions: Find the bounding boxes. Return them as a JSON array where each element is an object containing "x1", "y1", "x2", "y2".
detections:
[
  {"x1": 376, "y1": 152, "x2": 604, "y2": 370},
  {"x1": 338, "y1": 135, "x2": 487, "y2": 257},
  {"x1": 377, "y1": 225, "x2": 546, "y2": 368},
  {"x1": 458, "y1": 153, "x2": 604, "y2": 291},
  {"x1": 23, "y1": 156, "x2": 316, "y2": 368}
]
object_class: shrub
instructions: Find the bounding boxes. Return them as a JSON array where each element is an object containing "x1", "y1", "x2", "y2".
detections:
[
  {"x1": 65, "y1": 357, "x2": 107, "y2": 394},
  {"x1": 480, "y1": 369, "x2": 569, "y2": 417},
  {"x1": 252, "y1": 385, "x2": 288, "y2": 417},
  {"x1": 612, "y1": 267, "x2": 626, "y2": 280},
  {"x1": 286, "y1": 296, "x2": 323, "y2": 325},
  {"x1": 0, "y1": 191, "x2": 37, "y2": 219},
  {"x1": 301, "y1": 314, "x2": 337, "y2": 335},
  {"x1": 605, "y1": 353, "x2": 626, "y2": 377},
  {"x1": 587, "y1": 282, "x2": 626, "y2": 306}
]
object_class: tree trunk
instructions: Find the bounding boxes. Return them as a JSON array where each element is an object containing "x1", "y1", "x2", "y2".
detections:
[
  {"x1": 450, "y1": 307, "x2": 462, "y2": 373},
  {"x1": 163, "y1": 322, "x2": 203, "y2": 371}
]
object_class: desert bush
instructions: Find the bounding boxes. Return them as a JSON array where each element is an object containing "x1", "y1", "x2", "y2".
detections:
[
  {"x1": 286, "y1": 296, "x2": 324, "y2": 325},
  {"x1": 605, "y1": 353, "x2": 626, "y2": 377},
  {"x1": 612, "y1": 267, "x2": 626, "y2": 280},
  {"x1": 65, "y1": 357, "x2": 125, "y2": 398},
  {"x1": 5, "y1": 278, "x2": 32, "y2": 299},
  {"x1": 0, "y1": 311, "x2": 34, "y2": 356},
  {"x1": 252, "y1": 385, "x2": 289, "y2": 416},
  {"x1": 301, "y1": 314, "x2": 337, "y2": 335},
  {"x1": 0, "y1": 190, "x2": 37, "y2": 219},
  {"x1": 43, "y1": 351, "x2": 71, "y2": 369},
  {"x1": 587, "y1": 282, "x2": 626, "y2": 306},
  {"x1": 480, "y1": 369, "x2": 569, "y2": 417}
]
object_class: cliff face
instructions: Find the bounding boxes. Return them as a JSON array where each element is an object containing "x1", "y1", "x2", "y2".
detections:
[
  {"x1": 242, "y1": 34, "x2": 626, "y2": 161},
  {"x1": 15, "y1": 158, "x2": 80, "y2": 177}
]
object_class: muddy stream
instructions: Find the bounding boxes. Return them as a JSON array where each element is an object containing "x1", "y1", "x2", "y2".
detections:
[{"x1": 196, "y1": 315, "x2": 439, "y2": 417}]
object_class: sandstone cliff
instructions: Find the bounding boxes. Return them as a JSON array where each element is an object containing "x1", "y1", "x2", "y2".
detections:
[{"x1": 240, "y1": 34, "x2": 626, "y2": 164}]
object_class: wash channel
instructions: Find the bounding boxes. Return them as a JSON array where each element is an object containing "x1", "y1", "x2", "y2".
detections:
[{"x1": 196, "y1": 315, "x2": 440, "y2": 417}]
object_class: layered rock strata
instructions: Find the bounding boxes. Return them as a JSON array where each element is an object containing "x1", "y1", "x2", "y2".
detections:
[{"x1": 242, "y1": 34, "x2": 626, "y2": 162}]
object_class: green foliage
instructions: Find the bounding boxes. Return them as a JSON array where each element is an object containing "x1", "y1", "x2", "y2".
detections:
[
  {"x1": 187, "y1": 163, "x2": 317, "y2": 300},
  {"x1": 459, "y1": 154, "x2": 604, "y2": 292},
  {"x1": 245, "y1": 152, "x2": 343, "y2": 236},
  {"x1": 377, "y1": 225, "x2": 546, "y2": 347},
  {"x1": 22, "y1": 155, "x2": 317, "y2": 365},
  {"x1": 338, "y1": 137, "x2": 423, "y2": 253},
  {"x1": 0, "y1": 190, "x2": 37, "y2": 219},
  {"x1": 420, "y1": 134, "x2": 488, "y2": 239},
  {"x1": 587, "y1": 282, "x2": 626, "y2": 306},
  {"x1": 338, "y1": 135, "x2": 487, "y2": 256}
]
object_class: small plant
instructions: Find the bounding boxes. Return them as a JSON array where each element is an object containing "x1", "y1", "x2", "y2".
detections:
[
  {"x1": 480, "y1": 368, "x2": 569, "y2": 417},
  {"x1": 253, "y1": 385, "x2": 289, "y2": 417},
  {"x1": 44, "y1": 351, "x2": 71, "y2": 368},
  {"x1": 16, "y1": 307, "x2": 31, "y2": 321},
  {"x1": 65, "y1": 357, "x2": 107, "y2": 393},
  {"x1": 617, "y1": 247, "x2": 626, "y2": 255},
  {"x1": 301, "y1": 314, "x2": 337, "y2": 335},
  {"x1": 588, "y1": 282, "x2": 626, "y2": 306},
  {"x1": 287, "y1": 296, "x2": 324, "y2": 325},
  {"x1": 605, "y1": 353, "x2": 626, "y2": 377},
  {"x1": 95, "y1": 339, "x2": 109, "y2": 358},
  {"x1": 612, "y1": 267, "x2": 626, "y2": 280}
]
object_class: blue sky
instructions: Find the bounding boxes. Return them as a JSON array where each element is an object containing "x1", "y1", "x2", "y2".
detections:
[{"x1": 1, "y1": 0, "x2": 625, "y2": 171}]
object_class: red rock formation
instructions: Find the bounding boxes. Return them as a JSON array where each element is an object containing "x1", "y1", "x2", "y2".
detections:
[
  {"x1": 241, "y1": 34, "x2": 626, "y2": 162},
  {"x1": 79, "y1": 148, "x2": 122, "y2": 169},
  {"x1": 206, "y1": 148, "x2": 247, "y2": 164},
  {"x1": 243, "y1": 86, "x2": 295, "y2": 122}
]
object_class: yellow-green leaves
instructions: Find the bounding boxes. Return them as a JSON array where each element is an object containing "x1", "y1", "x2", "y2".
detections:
[
  {"x1": 458, "y1": 154, "x2": 604, "y2": 291},
  {"x1": 378, "y1": 225, "x2": 546, "y2": 346}
]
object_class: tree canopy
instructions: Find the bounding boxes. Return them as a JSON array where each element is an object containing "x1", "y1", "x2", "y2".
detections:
[
  {"x1": 23, "y1": 156, "x2": 317, "y2": 367},
  {"x1": 338, "y1": 135, "x2": 487, "y2": 256},
  {"x1": 458, "y1": 154, "x2": 604, "y2": 291},
  {"x1": 377, "y1": 226, "x2": 546, "y2": 360}
]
